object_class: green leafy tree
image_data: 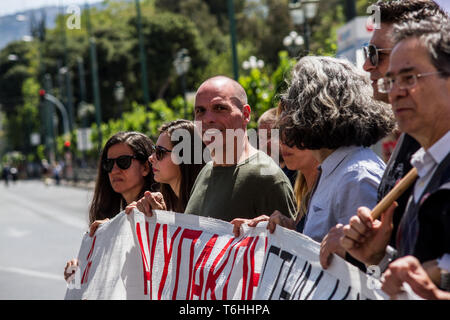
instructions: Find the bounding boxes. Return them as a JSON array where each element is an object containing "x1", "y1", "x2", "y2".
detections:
[
  {"x1": 0, "y1": 41, "x2": 33, "y2": 114},
  {"x1": 239, "y1": 50, "x2": 295, "y2": 129}
]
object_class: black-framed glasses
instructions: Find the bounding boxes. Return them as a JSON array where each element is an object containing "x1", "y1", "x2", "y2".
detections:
[
  {"x1": 377, "y1": 71, "x2": 443, "y2": 93},
  {"x1": 151, "y1": 145, "x2": 172, "y2": 161},
  {"x1": 102, "y1": 155, "x2": 138, "y2": 173},
  {"x1": 362, "y1": 43, "x2": 392, "y2": 67}
]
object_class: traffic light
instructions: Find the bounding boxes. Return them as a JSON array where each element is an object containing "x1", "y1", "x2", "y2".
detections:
[
  {"x1": 39, "y1": 89, "x2": 46, "y2": 103},
  {"x1": 64, "y1": 140, "x2": 71, "y2": 153}
]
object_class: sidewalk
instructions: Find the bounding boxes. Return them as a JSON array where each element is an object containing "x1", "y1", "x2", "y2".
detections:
[
  {"x1": 62, "y1": 179, "x2": 95, "y2": 190},
  {"x1": 40, "y1": 177, "x2": 95, "y2": 190}
]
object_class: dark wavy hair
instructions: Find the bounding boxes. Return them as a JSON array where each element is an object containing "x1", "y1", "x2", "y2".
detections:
[
  {"x1": 376, "y1": 0, "x2": 444, "y2": 24},
  {"x1": 157, "y1": 120, "x2": 207, "y2": 213},
  {"x1": 277, "y1": 56, "x2": 396, "y2": 150},
  {"x1": 89, "y1": 131, "x2": 156, "y2": 224}
]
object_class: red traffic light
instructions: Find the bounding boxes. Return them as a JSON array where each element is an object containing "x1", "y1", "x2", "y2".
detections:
[
  {"x1": 64, "y1": 140, "x2": 71, "y2": 148},
  {"x1": 39, "y1": 89, "x2": 46, "y2": 97}
]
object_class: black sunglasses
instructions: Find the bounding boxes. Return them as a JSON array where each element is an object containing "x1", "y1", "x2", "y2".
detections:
[
  {"x1": 151, "y1": 145, "x2": 172, "y2": 161},
  {"x1": 362, "y1": 44, "x2": 392, "y2": 67},
  {"x1": 102, "y1": 155, "x2": 138, "y2": 173}
]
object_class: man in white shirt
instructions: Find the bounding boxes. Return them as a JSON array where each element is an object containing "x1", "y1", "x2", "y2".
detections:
[{"x1": 340, "y1": 10, "x2": 450, "y2": 296}]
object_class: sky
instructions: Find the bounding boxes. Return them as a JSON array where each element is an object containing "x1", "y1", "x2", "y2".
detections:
[
  {"x1": 1, "y1": 0, "x2": 448, "y2": 17},
  {"x1": 436, "y1": 0, "x2": 450, "y2": 13},
  {"x1": 0, "y1": 0, "x2": 101, "y2": 17}
]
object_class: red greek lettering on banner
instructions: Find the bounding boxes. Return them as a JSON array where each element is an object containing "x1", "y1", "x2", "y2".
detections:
[
  {"x1": 222, "y1": 236, "x2": 258, "y2": 300},
  {"x1": 246, "y1": 235, "x2": 260, "y2": 300},
  {"x1": 158, "y1": 224, "x2": 182, "y2": 300},
  {"x1": 204, "y1": 237, "x2": 236, "y2": 299},
  {"x1": 135, "y1": 222, "x2": 150, "y2": 296},
  {"x1": 149, "y1": 222, "x2": 161, "y2": 298},
  {"x1": 190, "y1": 234, "x2": 219, "y2": 299},
  {"x1": 171, "y1": 229, "x2": 203, "y2": 299}
]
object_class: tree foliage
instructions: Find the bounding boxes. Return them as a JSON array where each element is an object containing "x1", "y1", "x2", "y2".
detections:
[{"x1": 0, "y1": 0, "x2": 376, "y2": 164}]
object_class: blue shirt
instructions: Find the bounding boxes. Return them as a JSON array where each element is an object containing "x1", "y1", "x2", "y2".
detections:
[{"x1": 303, "y1": 146, "x2": 385, "y2": 242}]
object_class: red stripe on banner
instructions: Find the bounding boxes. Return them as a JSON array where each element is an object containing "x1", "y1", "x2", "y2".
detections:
[
  {"x1": 81, "y1": 261, "x2": 92, "y2": 284},
  {"x1": 191, "y1": 234, "x2": 218, "y2": 300},
  {"x1": 221, "y1": 240, "x2": 241, "y2": 299},
  {"x1": 136, "y1": 222, "x2": 150, "y2": 295},
  {"x1": 150, "y1": 223, "x2": 161, "y2": 299},
  {"x1": 247, "y1": 236, "x2": 260, "y2": 300},
  {"x1": 146, "y1": 221, "x2": 150, "y2": 263},
  {"x1": 81, "y1": 236, "x2": 96, "y2": 285},
  {"x1": 158, "y1": 225, "x2": 182, "y2": 300},
  {"x1": 86, "y1": 236, "x2": 96, "y2": 260},
  {"x1": 223, "y1": 237, "x2": 255, "y2": 300},
  {"x1": 204, "y1": 237, "x2": 235, "y2": 300},
  {"x1": 172, "y1": 229, "x2": 203, "y2": 299},
  {"x1": 241, "y1": 237, "x2": 254, "y2": 300},
  {"x1": 136, "y1": 223, "x2": 150, "y2": 270}
]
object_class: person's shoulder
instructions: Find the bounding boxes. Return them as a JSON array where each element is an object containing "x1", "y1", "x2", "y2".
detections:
[
  {"x1": 191, "y1": 161, "x2": 213, "y2": 183},
  {"x1": 241, "y1": 151, "x2": 289, "y2": 180},
  {"x1": 346, "y1": 147, "x2": 385, "y2": 171},
  {"x1": 337, "y1": 147, "x2": 385, "y2": 185}
]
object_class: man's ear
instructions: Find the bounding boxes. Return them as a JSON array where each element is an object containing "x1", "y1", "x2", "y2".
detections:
[{"x1": 242, "y1": 104, "x2": 251, "y2": 124}]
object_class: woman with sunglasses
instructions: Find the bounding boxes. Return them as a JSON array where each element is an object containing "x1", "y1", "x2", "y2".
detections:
[
  {"x1": 64, "y1": 131, "x2": 156, "y2": 281},
  {"x1": 127, "y1": 119, "x2": 207, "y2": 215}
]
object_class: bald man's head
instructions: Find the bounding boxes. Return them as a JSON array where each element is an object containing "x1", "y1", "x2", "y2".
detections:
[{"x1": 196, "y1": 76, "x2": 248, "y2": 109}]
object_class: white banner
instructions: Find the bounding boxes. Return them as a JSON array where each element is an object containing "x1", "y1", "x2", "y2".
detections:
[
  {"x1": 255, "y1": 226, "x2": 385, "y2": 300},
  {"x1": 64, "y1": 209, "x2": 403, "y2": 300}
]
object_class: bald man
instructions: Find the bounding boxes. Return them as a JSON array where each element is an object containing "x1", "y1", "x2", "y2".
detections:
[{"x1": 184, "y1": 76, "x2": 296, "y2": 222}]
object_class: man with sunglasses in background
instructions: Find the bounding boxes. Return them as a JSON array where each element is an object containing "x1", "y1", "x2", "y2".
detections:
[
  {"x1": 340, "y1": 4, "x2": 450, "y2": 298},
  {"x1": 320, "y1": 0, "x2": 442, "y2": 270}
]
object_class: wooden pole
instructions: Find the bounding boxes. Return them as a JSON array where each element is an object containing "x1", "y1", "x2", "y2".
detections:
[{"x1": 371, "y1": 167, "x2": 418, "y2": 220}]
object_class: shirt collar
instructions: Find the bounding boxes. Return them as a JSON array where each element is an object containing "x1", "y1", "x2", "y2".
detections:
[
  {"x1": 411, "y1": 130, "x2": 450, "y2": 177},
  {"x1": 319, "y1": 146, "x2": 360, "y2": 178},
  {"x1": 428, "y1": 130, "x2": 450, "y2": 164}
]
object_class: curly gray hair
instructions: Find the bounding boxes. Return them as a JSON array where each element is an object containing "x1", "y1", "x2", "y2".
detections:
[{"x1": 277, "y1": 56, "x2": 396, "y2": 150}]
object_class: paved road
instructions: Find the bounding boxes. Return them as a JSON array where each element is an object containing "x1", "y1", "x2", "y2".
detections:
[{"x1": 0, "y1": 180, "x2": 92, "y2": 299}]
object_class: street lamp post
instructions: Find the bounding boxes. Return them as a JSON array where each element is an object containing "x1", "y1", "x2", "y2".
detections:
[
  {"x1": 173, "y1": 49, "x2": 191, "y2": 119},
  {"x1": 43, "y1": 74, "x2": 56, "y2": 163},
  {"x1": 283, "y1": 31, "x2": 305, "y2": 57},
  {"x1": 288, "y1": 0, "x2": 320, "y2": 54},
  {"x1": 135, "y1": 0, "x2": 150, "y2": 107},
  {"x1": 41, "y1": 92, "x2": 70, "y2": 137},
  {"x1": 114, "y1": 81, "x2": 125, "y2": 118},
  {"x1": 85, "y1": 3, "x2": 102, "y2": 152},
  {"x1": 58, "y1": 65, "x2": 75, "y2": 133},
  {"x1": 227, "y1": 0, "x2": 239, "y2": 80}
]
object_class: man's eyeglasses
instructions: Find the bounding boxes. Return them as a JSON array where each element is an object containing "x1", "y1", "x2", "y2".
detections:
[
  {"x1": 102, "y1": 155, "x2": 138, "y2": 173},
  {"x1": 362, "y1": 44, "x2": 392, "y2": 67},
  {"x1": 151, "y1": 145, "x2": 172, "y2": 161},
  {"x1": 377, "y1": 71, "x2": 443, "y2": 93}
]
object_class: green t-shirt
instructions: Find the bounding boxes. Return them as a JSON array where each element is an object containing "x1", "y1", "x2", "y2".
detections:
[{"x1": 184, "y1": 150, "x2": 296, "y2": 222}]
